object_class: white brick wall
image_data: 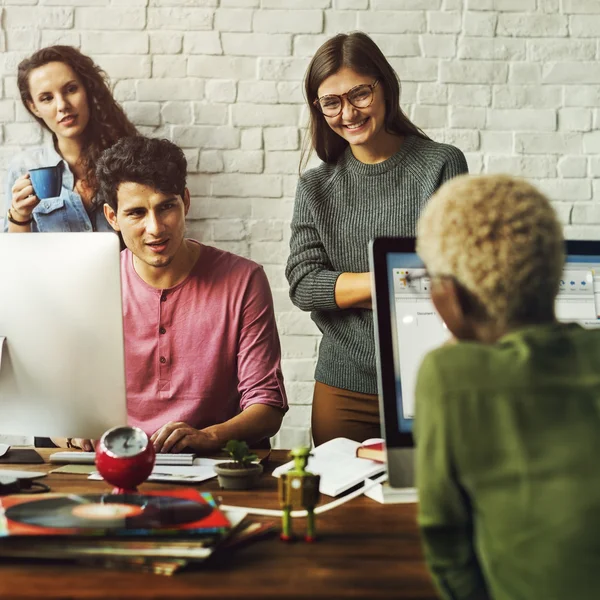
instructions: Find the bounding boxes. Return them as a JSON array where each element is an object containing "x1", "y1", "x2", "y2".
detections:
[{"x1": 1, "y1": 0, "x2": 599, "y2": 449}]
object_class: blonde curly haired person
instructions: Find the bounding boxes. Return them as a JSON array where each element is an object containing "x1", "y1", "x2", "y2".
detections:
[
  {"x1": 413, "y1": 173, "x2": 600, "y2": 600},
  {"x1": 417, "y1": 173, "x2": 564, "y2": 341}
]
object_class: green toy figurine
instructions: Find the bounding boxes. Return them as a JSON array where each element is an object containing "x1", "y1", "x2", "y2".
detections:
[{"x1": 278, "y1": 447, "x2": 321, "y2": 542}]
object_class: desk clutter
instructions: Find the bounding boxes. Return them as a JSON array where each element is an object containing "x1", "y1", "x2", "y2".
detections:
[
  {"x1": 0, "y1": 487, "x2": 275, "y2": 575},
  {"x1": 0, "y1": 438, "x2": 412, "y2": 579}
]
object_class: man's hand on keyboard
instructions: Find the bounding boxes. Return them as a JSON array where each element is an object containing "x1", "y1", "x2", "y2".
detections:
[{"x1": 151, "y1": 421, "x2": 219, "y2": 454}]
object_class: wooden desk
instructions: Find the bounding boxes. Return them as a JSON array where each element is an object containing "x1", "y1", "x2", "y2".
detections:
[{"x1": 0, "y1": 450, "x2": 437, "y2": 599}]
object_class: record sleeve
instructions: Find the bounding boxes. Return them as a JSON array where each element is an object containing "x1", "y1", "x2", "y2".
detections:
[{"x1": 0, "y1": 488, "x2": 230, "y2": 538}]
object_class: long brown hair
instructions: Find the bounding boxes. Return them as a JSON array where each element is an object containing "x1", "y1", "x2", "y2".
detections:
[
  {"x1": 301, "y1": 32, "x2": 429, "y2": 171},
  {"x1": 17, "y1": 45, "x2": 137, "y2": 200}
]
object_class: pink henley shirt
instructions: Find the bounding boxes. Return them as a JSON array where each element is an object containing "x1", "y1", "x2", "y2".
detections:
[{"x1": 121, "y1": 242, "x2": 288, "y2": 436}]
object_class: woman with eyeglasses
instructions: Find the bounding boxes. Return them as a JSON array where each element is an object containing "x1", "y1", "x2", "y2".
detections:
[
  {"x1": 286, "y1": 32, "x2": 468, "y2": 446},
  {"x1": 3, "y1": 45, "x2": 137, "y2": 234}
]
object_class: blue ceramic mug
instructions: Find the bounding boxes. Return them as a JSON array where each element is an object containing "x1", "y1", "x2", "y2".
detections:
[{"x1": 29, "y1": 165, "x2": 62, "y2": 200}]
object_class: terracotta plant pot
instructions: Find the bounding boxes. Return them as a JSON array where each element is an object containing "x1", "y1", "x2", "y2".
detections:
[{"x1": 214, "y1": 462, "x2": 264, "y2": 490}]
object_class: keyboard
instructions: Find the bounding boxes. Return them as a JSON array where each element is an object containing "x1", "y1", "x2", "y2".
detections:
[{"x1": 49, "y1": 451, "x2": 196, "y2": 465}]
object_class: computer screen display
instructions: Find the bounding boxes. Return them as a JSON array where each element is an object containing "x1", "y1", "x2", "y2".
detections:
[
  {"x1": 385, "y1": 255, "x2": 447, "y2": 435},
  {"x1": 0, "y1": 232, "x2": 127, "y2": 439},
  {"x1": 371, "y1": 238, "x2": 600, "y2": 446},
  {"x1": 556, "y1": 252, "x2": 600, "y2": 327}
]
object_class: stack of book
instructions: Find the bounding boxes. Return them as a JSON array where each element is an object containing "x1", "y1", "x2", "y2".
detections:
[
  {"x1": 355, "y1": 440, "x2": 386, "y2": 463},
  {"x1": 0, "y1": 488, "x2": 273, "y2": 575}
]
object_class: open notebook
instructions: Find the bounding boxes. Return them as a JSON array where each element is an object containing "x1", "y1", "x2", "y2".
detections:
[{"x1": 272, "y1": 438, "x2": 386, "y2": 497}]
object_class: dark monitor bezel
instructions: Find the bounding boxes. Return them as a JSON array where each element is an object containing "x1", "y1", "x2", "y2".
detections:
[
  {"x1": 370, "y1": 237, "x2": 419, "y2": 449},
  {"x1": 371, "y1": 237, "x2": 600, "y2": 451},
  {"x1": 565, "y1": 240, "x2": 600, "y2": 257}
]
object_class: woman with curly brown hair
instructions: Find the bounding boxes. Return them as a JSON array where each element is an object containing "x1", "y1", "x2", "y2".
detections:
[{"x1": 3, "y1": 45, "x2": 137, "y2": 233}]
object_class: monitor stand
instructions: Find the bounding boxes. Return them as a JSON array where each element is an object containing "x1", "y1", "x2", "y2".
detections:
[{"x1": 387, "y1": 447, "x2": 415, "y2": 488}]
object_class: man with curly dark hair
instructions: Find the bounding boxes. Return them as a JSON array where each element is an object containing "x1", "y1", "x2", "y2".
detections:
[
  {"x1": 92, "y1": 135, "x2": 288, "y2": 454},
  {"x1": 414, "y1": 174, "x2": 600, "y2": 600}
]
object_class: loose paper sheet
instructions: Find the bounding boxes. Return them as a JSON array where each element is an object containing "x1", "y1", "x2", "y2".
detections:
[
  {"x1": 50, "y1": 464, "x2": 98, "y2": 475},
  {"x1": 88, "y1": 459, "x2": 225, "y2": 484}
]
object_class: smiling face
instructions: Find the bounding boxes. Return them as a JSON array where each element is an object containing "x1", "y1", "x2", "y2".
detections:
[
  {"x1": 26, "y1": 61, "x2": 90, "y2": 144},
  {"x1": 104, "y1": 182, "x2": 190, "y2": 278},
  {"x1": 317, "y1": 66, "x2": 387, "y2": 154}
]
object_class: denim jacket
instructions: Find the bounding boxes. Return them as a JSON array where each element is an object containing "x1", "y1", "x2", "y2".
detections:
[{"x1": 3, "y1": 144, "x2": 112, "y2": 233}]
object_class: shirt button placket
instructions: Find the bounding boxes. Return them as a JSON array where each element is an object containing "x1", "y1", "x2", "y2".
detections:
[{"x1": 158, "y1": 292, "x2": 169, "y2": 377}]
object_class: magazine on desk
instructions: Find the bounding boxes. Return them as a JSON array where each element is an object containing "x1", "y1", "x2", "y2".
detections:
[
  {"x1": 0, "y1": 488, "x2": 230, "y2": 538},
  {"x1": 0, "y1": 490, "x2": 237, "y2": 576},
  {"x1": 0, "y1": 508, "x2": 252, "y2": 576},
  {"x1": 272, "y1": 437, "x2": 386, "y2": 497}
]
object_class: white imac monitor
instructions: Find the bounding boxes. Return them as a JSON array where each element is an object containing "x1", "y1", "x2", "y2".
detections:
[
  {"x1": 0, "y1": 232, "x2": 127, "y2": 439},
  {"x1": 370, "y1": 237, "x2": 600, "y2": 489}
]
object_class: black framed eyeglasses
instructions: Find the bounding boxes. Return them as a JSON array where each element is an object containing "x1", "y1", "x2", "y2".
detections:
[{"x1": 313, "y1": 80, "x2": 379, "y2": 117}]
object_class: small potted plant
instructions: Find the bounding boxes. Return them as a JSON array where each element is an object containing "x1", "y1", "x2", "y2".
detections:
[{"x1": 213, "y1": 440, "x2": 263, "y2": 490}]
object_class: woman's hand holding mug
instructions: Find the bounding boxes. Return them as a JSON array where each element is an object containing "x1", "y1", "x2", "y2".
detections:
[{"x1": 11, "y1": 173, "x2": 39, "y2": 219}]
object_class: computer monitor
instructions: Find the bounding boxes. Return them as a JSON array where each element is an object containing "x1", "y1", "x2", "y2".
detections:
[
  {"x1": 0, "y1": 232, "x2": 127, "y2": 439},
  {"x1": 370, "y1": 237, "x2": 600, "y2": 488},
  {"x1": 555, "y1": 240, "x2": 600, "y2": 328}
]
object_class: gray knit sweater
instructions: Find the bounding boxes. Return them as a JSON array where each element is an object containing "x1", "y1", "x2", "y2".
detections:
[{"x1": 285, "y1": 135, "x2": 469, "y2": 395}]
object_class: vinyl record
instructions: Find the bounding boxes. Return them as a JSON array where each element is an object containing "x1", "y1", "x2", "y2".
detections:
[{"x1": 5, "y1": 493, "x2": 213, "y2": 530}]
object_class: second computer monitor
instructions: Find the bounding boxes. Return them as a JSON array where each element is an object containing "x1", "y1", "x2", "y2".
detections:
[
  {"x1": 371, "y1": 237, "x2": 600, "y2": 460},
  {"x1": 0, "y1": 232, "x2": 127, "y2": 439}
]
